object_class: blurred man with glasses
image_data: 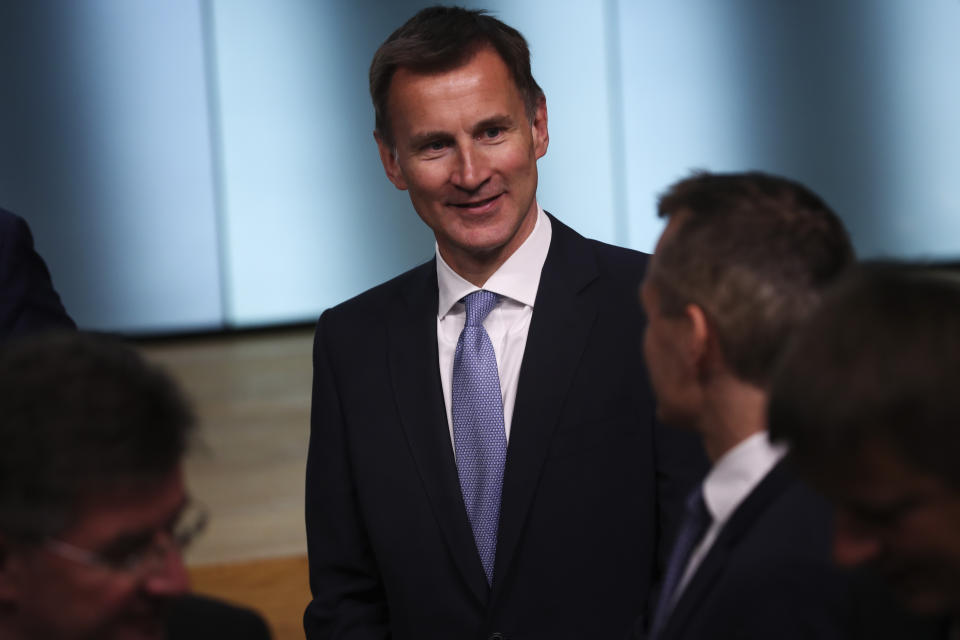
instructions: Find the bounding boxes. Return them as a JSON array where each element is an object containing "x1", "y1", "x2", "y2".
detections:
[
  {"x1": 0, "y1": 332, "x2": 268, "y2": 640},
  {"x1": 769, "y1": 262, "x2": 960, "y2": 634}
]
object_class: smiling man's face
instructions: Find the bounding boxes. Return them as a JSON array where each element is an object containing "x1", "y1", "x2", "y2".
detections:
[{"x1": 376, "y1": 46, "x2": 548, "y2": 281}]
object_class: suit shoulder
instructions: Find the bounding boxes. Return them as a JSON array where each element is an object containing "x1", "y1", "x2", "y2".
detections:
[
  {"x1": 738, "y1": 477, "x2": 834, "y2": 563},
  {"x1": 0, "y1": 208, "x2": 31, "y2": 254},
  {"x1": 720, "y1": 482, "x2": 843, "y2": 608},
  {"x1": 765, "y1": 478, "x2": 833, "y2": 532},
  {"x1": 587, "y1": 237, "x2": 650, "y2": 276},
  {"x1": 581, "y1": 238, "x2": 651, "y2": 301},
  {"x1": 0, "y1": 207, "x2": 24, "y2": 229},
  {"x1": 543, "y1": 216, "x2": 650, "y2": 315},
  {"x1": 547, "y1": 213, "x2": 649, "y2": 276},
  {"x1": 316, "y1": 258, "x2": 434, "y2": 327}
]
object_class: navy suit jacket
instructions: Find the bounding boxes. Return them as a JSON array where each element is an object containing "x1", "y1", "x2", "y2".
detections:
[
  {"x1": 635, "y1": 459, "x2": 944, "y2": 640},
  {"x1": 305, "y1": 215, "x2": 706, "y2": 640},
  {"x1": 0, "y1": 208, "x2": 75, "y2": 337},
  {"x1": 637, "y1": 460, "x2": 849, "y2": 640}
]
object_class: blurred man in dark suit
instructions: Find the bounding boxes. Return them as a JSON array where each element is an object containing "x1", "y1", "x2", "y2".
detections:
[
  {"x1": 0, "y1": 207, "x2": 75, "y2": 337},
  {"x1": 770, "y1": 262, "x2": 960, "y2": 634},
  {"x1": 637, "y1": 171, "x2": 856, "y2": 639},
  {"x1": 304, "y1": 6, "x2": 705, "y2": 639},
  {"x1": 0, "y1": 332, "x2": 270, "y2": 640}
]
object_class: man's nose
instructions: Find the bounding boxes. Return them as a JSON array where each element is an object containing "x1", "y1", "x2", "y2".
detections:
[
  {"x1": 832, "y1": 511, "x2": 882, "y2": 568},
  {"x1": 451, "y1": 145, "x2": 491, "y2": 191},
  {"x1": 142, "y1": 540, "x2": 191, "y2": 597}
]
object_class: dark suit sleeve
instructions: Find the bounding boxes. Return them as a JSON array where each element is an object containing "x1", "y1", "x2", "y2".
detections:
[
  {"x1": 0, "y1": 210, "x2": 76, "y2": 337},
  {"x1": 304, "y1": 311, "x2": 389, "y2": 640}
]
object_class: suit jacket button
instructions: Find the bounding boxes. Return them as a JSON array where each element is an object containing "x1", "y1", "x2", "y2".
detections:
[{"x1": 488, "y1": 634, "x2": 505, "y2": 640}]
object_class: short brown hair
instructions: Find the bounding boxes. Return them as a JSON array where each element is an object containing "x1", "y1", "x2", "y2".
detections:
[
  {"x1": 769, "y1": 262, "x2": 960, "y2": 486},
  {"x1": 0, "y1": 332, "x2": 194, "y2": 541},
  {"x1": 650, "y1": 170, "x2": 854, "y2": 387},
  {"x1": 369, "y1": 5, "x2": 544, "y2": 148}
]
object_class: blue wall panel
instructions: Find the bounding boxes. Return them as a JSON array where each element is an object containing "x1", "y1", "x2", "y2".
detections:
[
  {"x1": 0, "y1": 0, "x2": 223, "y2": 333},
  {"x1": 208, "y1": 0, "x2": 434, "y2": 327},
  {"x1": 2, "y1": 1, "x2": 957, "y2": 334}
]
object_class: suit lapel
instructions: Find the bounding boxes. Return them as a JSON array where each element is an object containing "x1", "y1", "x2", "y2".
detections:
[
  {"x1": 492, "y1": 216, "x2": 600, "y2": 597},
  {"x1": 386, "y1": 260, "x2": 489, "y2": 605},
  {"x1": 659, "y1": 460, "x2": 794, "y2": 639}
]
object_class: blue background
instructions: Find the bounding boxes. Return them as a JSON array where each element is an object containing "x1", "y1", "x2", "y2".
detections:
[{"x1": 1, "y1": 0, "x2": 957, "y2": 334}]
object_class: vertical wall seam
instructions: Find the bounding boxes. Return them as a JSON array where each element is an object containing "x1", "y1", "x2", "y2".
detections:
[
  {"x1": 603, "y1": 0, "x2": 630, "y2": 246},
  {"x1": 198, "y1": 0, "x2": 233, "y2": 328}
]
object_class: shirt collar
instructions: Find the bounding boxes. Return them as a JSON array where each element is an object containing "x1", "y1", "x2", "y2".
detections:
[
  {"x1": 702, "y1": 431, "x2": 788, "y2": 525},
  {"x1": 437, "y1": 205, "x2": 551, "y2": 318}
]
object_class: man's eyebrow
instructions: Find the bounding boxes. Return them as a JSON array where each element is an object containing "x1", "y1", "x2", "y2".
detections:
[
  {"x1": 473, "y1": 114, "x2": 514, "y2": 133},
  {"x1": 98, "y1": 496, "x2": 189, "y2": 549},
  {"x1": 407, "y1": 130, "x2": 452, "y2": 150},
  {"x1": 844, "y1": 495, "x2": 922, "y2": 523},
  {"x1": 406, "y1": 114, "x2": 518, "y2": 150}
]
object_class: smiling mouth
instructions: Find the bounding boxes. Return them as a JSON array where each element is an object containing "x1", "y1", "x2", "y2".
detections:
[{"x1": 449, "y1": 193, "x2": 503, "y2": 210}]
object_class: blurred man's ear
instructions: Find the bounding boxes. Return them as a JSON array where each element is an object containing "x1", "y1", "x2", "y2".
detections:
[
  {"x1": 683, "y1": 303, "x2": 722, "y2": 380},
  {"x1": 374, "y1": 131, "x2": 408, "y2": 191},
  {"x1": 685, "y1": 302, "x2": 707, "y2": 357}
]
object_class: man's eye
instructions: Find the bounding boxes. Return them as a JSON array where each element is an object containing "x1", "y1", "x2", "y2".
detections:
[
  {"x1": 424, "y1": 140, "x2": 447, "y2": 152},
  {"x1": 99, "y1": 540, "x2": 151, "y2": 569},
  {"x1": 482, "y1": 127, "x2": 503, "y2": 139},
  {"x1": 848, "y1": 503, "x2": 910, "y2": 528}
]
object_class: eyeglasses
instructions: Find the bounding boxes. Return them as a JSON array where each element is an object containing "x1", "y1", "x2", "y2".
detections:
[{"x1": 44, "y1": 500, "x2": 208, "y2": 578}]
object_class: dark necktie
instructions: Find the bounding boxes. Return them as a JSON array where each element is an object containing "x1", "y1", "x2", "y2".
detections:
[
  {"x1": 649, "y1": 484, "x2": 712, "y2": 639},
  {"x1": 452, "y1": 290, "x2": 507, "y2": 585}
]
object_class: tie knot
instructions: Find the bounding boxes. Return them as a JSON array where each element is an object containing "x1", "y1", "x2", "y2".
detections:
[{"x1": 462, "y1": 290, "x2": 500, "y2": 327}]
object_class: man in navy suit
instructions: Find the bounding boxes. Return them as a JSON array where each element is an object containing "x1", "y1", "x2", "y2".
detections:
[
  {"x1": 636, "y1": 171, "x2": 856, "y2": 639},
  {"x1": 304, "y1": 6, "x2": 704, "y2": 639},
  {"x1": 0, "y1": 207, "x2": 75, "y2": 336}
]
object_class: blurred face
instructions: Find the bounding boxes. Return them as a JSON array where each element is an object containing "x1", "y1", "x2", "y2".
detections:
[
  {"x1": 376, "y1": 46, "x2": 548, "y2": 280},
  {"x1": 640, "y1": 275, "x2": 698, "y2": 429},
  {"x1": 641, "y1": 214, "x2": 701, "y2": 429},
  {"x1": 827, "y1": 441, "x2": 960, "y2": 615},
  {"x1": 2, "y1": 469, "x2": 190, "y2": 640}
]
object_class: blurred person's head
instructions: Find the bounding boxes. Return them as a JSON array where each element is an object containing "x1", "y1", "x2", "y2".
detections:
[
  {"x1": 769, "y1": 262, "x2": 960, "y2": 616},
  {"x1": 370, "y1": 6, "x2": 549, "y2": 285},
  {"x1": 0, "y1": 332, "x2": 199, "y2": 640},
  {"x1": 640, "y1": 171, "x2": 854, "y2": 458}
]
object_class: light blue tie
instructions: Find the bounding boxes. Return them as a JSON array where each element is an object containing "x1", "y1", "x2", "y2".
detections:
[
  {"x1": 649, "y1": 484, "x2": 711, "y2": 638},
  {"x1": 452, "y1": 290, "x2": 507, "y2": 586}
]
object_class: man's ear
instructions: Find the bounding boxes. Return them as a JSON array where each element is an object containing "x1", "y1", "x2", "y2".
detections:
[
  {"x1": 684, "y1": 303, "x2": 714, "y2": 378},
  {"x1": 531, "y1": 97, "x2": 549, "y2": 160},
  {"x1": 374, "y1": 130, "x2": 408, "y2": 191}
]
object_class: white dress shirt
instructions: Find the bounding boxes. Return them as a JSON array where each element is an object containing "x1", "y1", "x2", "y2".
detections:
[
  {"x1": 672, "y1": 431, "x2": 788, "y2": 604},
  {"x1": 436, "y1": 206, "x2": 552, "y2": 449}
]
